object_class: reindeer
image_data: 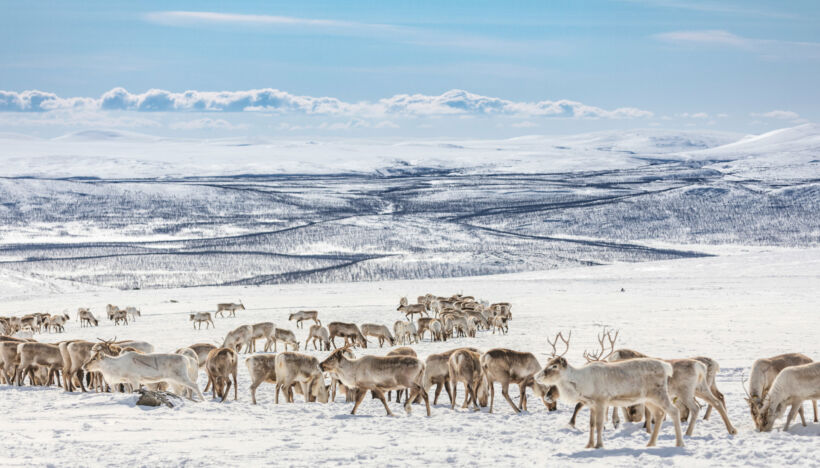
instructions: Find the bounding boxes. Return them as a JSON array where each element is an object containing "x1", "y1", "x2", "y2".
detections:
[
  {"x1": 275, "y1": 352, "x2": 328, "y2": 404},
  {"x1": 222, "y1": 325, "x2": 253, "y2": 353},
  {"x1": 190, "y1": 312, "x2": 215, "y2": 330},
  {"x1": 758, "y1": 362, "x2": 820, "y2": 431},
  {"x1": 215, "y1": 301, "x2": 245, "y2": 318},
  {"x1": 186, "y1": 343, "x2": 217, "y2": 367},
  {"x1": 250, "y1": 322, "x2": 276, "y2": 352},
  {"x1": 416, "y1": 317, "x2": 443, "y2": 342},
  {"x1": 744, "y1": 353, "x2": 816, "y2": 430},
  {"x1": 305, "y1": 324, "x2": 331, "y2": 351},
  {"x1": 320, "y1": 345, "x2": 431, "y2": 416},
  {"x1": 112, "y1": 309, "x2": 129, "y2": 326},
  {"x1": 537, "y1": 353, "x2": 684, "y2": 449},
  {"x1": 125, "y1": 307, "x2": 141, "y2": 321},
  {"x1": 393, "y1": 320, "x2": 415, "y2": 345},
  {"x1": 106, "y1": 305, "x2": 118, "y2": 321},
  {"x1": 361, "y1": 323, "x2": 395, "y2": 348},
  {"x1": 205, "y1": 347, "x2": 238, "y2": 402},
  {"x1": 246, "y1": 354, "x2": 278, "y2": 405},
  {"x1": 78, "y1": 309, "x2": 98, "y2": 327},
  {"x1": 15, "y1": 342, "x2": 63, "y2": 387},
  {"x1": 448, "y1": 349, "x2": 488, "y2": 411},
  {"x1": 46, "y1": 314, "x2": 70, "y2": 333},
  {"x1": 288, "y1": 310, "x2": 320, "y2": 329},
  {"x1": 398, "y1": 304, "x2": 427, "y2": 321},
  {"x1": 481, "y1": 334, "x2": 567, "y2": 415},
  {"x1": 327, "y1": 322, "x2": 367, "y2": 349},
  {"x1": 491, "y1": 315, "x2": 508, "y2": 335}
]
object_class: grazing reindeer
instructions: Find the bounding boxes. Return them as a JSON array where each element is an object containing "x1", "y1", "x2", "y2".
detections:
[
  {"x1": 393, "y1": 320, "x2": 416, "y2": 345},
  {"x1": 78, "y1": 309, "x2": 98, "y2": 327},
  {"x1": 744, "y1": 353, "x2": 816, "y2": 430},
  {"x1": 305, "y1": 324, "x2": 331, "y2": 351},
  {"x1": 250, "y1": 322, "x2": 276, "y2": 352},
  {"x1": 481, "y1": 337, "x2": 561, "y2": 414},
  {"x1": 288, "y1": 310, "x2": 320, "y2": 329},
  {"x1": 205, "y1": 347, "x2": 238, "y2": 402},
  {"x1": 361, "y1": 323, "x2": 395, "y2": 348},
  {"x1": 320, "y1": 345, "x2": 431, "y2": 416},
  {"x1": 215, "y1": 301, "x2": 245, "y2": 318},
  {"x1": 275, "y1": 352, "x2": 329, "y2": 404},
  {"x1": 327, "y1": 322, "x2": 367, "y2": 349},
  {"x1": 246, "y1": 354, "x2": 278, "y2": 405},
  {"x1": 190, "y1": 312, "x2": 215, "y2": 330},
  {"x1": 423, "y1": 348, "x2": 480, "y2": 406},
  {"x1": 448, "y1": 349, "x2": 487, "y2": 411},
  {"x1": 222, "y1": 325, "x2": 253, "y2": 353},
  {"x1": 758, "y1": 362, "x2": 820, "y2": 431},
  {"x1": 273, "y1": 328, "x2": 300, "y2": 352},
  {"x1": 417, "y1": 317, "x2": 443, "y2": 342}
]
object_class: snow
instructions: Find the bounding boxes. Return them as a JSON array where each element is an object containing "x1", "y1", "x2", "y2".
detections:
[
  {"x1": 0, "y1": 128, "x2": 742, "y2": 178},
  {"x1": 1, "y1": 248, "x2": 819, "y2": 467}
]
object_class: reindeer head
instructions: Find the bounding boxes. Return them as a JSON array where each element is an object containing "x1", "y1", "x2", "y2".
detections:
[
  {"x1": 310, "y1": 376, "x2": 330, "y2": 404},
  {"x1": 537, "y1": 356, "x2": 568, "y2": 386},
  {"x1": 288, "y1": 313, "x2": 295, "y2": 321},
  {"x1": 742, "y1": 376, "x2": 764, "y2": 428},
  {"x1": 238, "y1": 300, "x2": 245, "y2": 310},
  {"x1": 757, "y1": 397, "x2": 783, "y2": 432},
  {"x1": 320, "y1": 344, "x2": 353, "y2": 373}
]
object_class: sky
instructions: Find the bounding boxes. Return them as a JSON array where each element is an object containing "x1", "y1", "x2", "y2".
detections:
[{"x1": 1, "y1": 0, "x2": 818, "y2": 138}]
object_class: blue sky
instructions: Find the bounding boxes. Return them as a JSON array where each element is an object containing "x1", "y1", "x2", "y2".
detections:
[{"x1": 1, "y1": 0, "x2": 818, "y2": 137}]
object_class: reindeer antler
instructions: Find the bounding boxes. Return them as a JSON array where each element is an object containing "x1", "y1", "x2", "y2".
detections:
[
  {"x1": 741, "y1": 375, "x2": 752, "y2": 399},
  {"x1": 583, "y1": 328, "x2": 619, "y2": 362},
  {"x1": 547, "y1": 331, "x2": 571, "y2": 357}
]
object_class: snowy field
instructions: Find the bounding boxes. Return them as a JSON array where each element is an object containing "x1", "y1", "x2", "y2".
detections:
[{"x1": 1, "y1": 247, "x2": 819, "y2": 467}]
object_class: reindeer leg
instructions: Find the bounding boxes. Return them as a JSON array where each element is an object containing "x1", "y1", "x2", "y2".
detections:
[
  {"x1": 785, "y1": 404, "x2": 802, "y2": 431},
  {"x1": 433, "y1": 383, "x2": 442, "y2": 405},
  {"x1": 351, "y1": 387, "x2": 367, "y2": 415},
  {"x1": 814, "y1": 400, "x2": 818, "y2": 423},
  {"x1": 798, "y1": 406, "x2": 807, "y2": 427},
  {"x1": 697, "y1": 388, "x2": 737, "y2": 435},
  {"x1": 373, "y1": 389, "x2": 394, "y2": 416},
  {"x1": 501, "y1": 382, "x2": 520, "y2": 413},
  {"x1": 586, "y1": 405, "x2": 596, "y2": 449},
  {"x1": 594, "y1": 402, "x2": 606, "y2": 449},
  {"x1": 570, "y1": 402, "x2": 584, "y2": 427},
  {"x1": 683, "y1": 397, "x2": 700, "y2": 437}
]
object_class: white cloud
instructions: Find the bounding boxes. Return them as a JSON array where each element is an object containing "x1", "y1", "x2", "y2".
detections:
[
  {"x1": 143, "y1": 11, "x2": 554, "y2": 55},
  {"x1": 656, "y1": 30, "x2": 750, "y2": 48},
  {"x1": 751, "y1": 110, "x2": 800, "y2": 120},
  {"x1": 750, "y1": 110, "x2": 806, "y2": 123},
  {"x1": 510, "y1": 121, "x2": 538, "y2": 128},
  {"x1": 678, "y1": 112, "x2": 710, "y2": 119},
  {"x1": 654, "y1": 30, "x2": 820, "y2": 59},
  {"x1": 0, "y1": 88, "x2": 653, "y2": 120},
  {"x1": 169, "y1": 118, "x2": 244, "y2": 130}
]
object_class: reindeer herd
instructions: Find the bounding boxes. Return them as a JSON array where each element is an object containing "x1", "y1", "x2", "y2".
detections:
[{"x1": 1, "y1": 292, "x2": 818, "y2": 451}]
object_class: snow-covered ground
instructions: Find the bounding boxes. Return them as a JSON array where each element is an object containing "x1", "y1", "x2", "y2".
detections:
[{"x1": 2, "y1": 248, "x2": 819, "y2": 467}]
